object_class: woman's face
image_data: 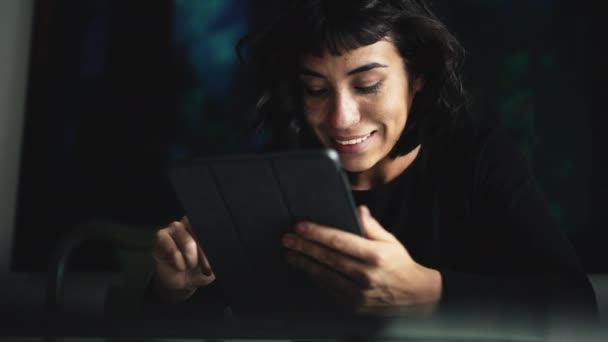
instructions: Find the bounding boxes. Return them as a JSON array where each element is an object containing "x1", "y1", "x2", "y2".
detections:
[{"x1": 299, "y1": 40, "x2": 422, "y2": 175}]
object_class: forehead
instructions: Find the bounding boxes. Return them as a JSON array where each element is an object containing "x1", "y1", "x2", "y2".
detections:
[{"x1": 299, "y1": 40, "x2": 402, "y2": 69}]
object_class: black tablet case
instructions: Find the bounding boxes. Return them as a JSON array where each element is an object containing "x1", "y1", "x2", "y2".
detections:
[{"x1": 169, "y1": 149, "x2": 362, "y2": 316}]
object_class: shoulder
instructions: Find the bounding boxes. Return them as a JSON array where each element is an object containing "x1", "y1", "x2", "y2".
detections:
[
  {"x1": 428, "y1": 114, "x2": 533, "y2": 195},
  {"x1": 438, "y1": 115, "x2": 526, "y2": 169},
  {"x1": 441, "y1": 115, "x2": 517, "y2": 159}
]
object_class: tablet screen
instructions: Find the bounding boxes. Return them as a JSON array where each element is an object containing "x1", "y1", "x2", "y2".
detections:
[{"x1": 169, "y1": 149, "x2": 362, "y2": 315}]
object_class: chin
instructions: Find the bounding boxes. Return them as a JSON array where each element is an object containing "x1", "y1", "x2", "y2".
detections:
[{"x1": 338, "y1": 155, "x2": 376, "y2": 173}]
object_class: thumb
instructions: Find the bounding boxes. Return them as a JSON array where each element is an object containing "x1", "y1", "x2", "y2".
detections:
[{"x1": 358, "y1": 205, "x2": 395, "y2": 241}]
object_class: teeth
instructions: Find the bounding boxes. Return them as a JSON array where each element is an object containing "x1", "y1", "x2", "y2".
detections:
[{"x1": 335, "y1": 133, "x2": 372, "y2": 145}]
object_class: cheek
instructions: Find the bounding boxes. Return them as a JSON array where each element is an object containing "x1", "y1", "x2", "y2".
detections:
[
  {"x1": 374, "y1": 100, "x2": 409, "y2": 140},
  {"x1": 381, "y1": 78, "x2": 412, "y2": 128},
  {"x1": 303, "y1": 101, "x2": 326, "y2": 126}
]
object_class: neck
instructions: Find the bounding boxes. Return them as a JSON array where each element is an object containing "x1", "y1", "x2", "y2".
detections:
[{"x1": 349, "y1": 145, "x2": 421, "y2": 191}]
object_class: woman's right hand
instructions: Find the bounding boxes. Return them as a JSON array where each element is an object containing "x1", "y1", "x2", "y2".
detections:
[{"x1": 153, "y1": 216, "x2": 216, "y2": 303}]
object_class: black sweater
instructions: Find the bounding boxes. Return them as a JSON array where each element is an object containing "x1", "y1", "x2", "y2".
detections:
[
  {"x1": 352, "y1": 122, "x2": 596, "y2": 319},
  {"x1": 144, "y1": 120, "x2": 597, "y2": 321}
]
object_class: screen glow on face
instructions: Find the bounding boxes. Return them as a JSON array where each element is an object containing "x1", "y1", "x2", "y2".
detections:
[{"x1": 299, "y1": 40, "x2": 420, "y2": 176}]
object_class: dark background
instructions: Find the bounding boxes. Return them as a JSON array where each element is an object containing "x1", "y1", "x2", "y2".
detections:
[{"x1": 12, "y1": 0, "x2": 608, "y2": 272}]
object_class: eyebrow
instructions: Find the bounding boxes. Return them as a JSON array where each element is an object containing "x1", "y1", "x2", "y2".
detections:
[{"x1": 298, "y1": 62, "x2": 388, "y2": 78}]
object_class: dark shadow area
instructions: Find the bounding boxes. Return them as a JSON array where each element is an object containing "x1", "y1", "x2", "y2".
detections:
[{"x1": 6, "y1": 2, "x2": 608, "y2": 335}]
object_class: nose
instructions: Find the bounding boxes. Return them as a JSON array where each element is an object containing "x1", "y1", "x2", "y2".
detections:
[{"x1": 328, "y1": 91, "x2": 360, "y2": 129}]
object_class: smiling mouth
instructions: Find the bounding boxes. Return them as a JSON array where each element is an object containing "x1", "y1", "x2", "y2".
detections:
[{"x1": 333, "y1": 131, "x2": 376, "y2": 145}]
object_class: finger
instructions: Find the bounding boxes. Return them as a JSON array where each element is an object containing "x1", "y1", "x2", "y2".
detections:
[
  {"x1": 154, "y1": 228, "x2": 188, "y2": 271},
  {"x1": 168, "y1": 221, "x2": 199, "y2": 269},
  {"x1": 181, "y1": 216, "x2": 213, "y2": 276},
  {"x1": 197, "y1": 245, "x2": 213, "y2": 276},
  {"x1": 294, "y1": 222, "x2": 376, "y2": 262},
  {"x1": 182, "y1": 216, "x2": 201, "y2": 246},
  {"x1": 182, "y1": 216, "x2": 194, "y2": 235},
  {"x1": 283, "y1": 233, "x2": 371, "y2": 286},
  {"x1": 358, "y1": 206, "x2": 395, "y2": 242},
  {"x1": 188, "y1": 268, "x2": 217, "y2": 288},
  {"x1": 286, "y1": 252, "x2": 360, "y2": 300}
]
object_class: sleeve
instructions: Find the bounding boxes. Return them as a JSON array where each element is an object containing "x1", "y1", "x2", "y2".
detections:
[
  {"x1": 437, "y1": 127, "x2": 597, "y2": 320},
  {"x1": 140, "y1": 275, "x2": 229, "y2": 320}
]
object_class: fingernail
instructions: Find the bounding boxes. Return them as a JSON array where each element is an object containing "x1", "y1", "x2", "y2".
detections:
[
  {"x1": 282, "y1": 235, "x2": 295, "y2": 248},
  {"x1": 295, "y1": 223, "x2": 308, "y2": 234}
]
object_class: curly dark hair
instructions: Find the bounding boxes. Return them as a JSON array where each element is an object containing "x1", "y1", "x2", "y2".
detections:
[{"x1": 239, "y1": 0, "x2": 467, "y2": 156}]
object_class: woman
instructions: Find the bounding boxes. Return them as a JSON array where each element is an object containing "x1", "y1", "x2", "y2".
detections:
[{"x1": 151, "y1": 0, "x2": 596, "y2": 319}]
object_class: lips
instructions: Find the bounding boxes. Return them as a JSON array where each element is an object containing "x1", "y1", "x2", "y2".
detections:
[
  {"x1": 329, "y1": 131, "x2": 376, "y2": 153},
  {"x1": 333, "y1": 132, "x2": 374, "y2": 145}
]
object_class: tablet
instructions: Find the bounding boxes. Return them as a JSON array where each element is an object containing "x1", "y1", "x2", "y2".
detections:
[{"x1": 168, "y1": 149, "x2": 362, "y2": 316}]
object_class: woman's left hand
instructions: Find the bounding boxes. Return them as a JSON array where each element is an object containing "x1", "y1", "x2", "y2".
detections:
[{"x1": 282, "y1": 205, "x2": 442, "y2": 315}]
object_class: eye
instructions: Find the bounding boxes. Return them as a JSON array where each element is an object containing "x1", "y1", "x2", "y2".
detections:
[
  {"x1": 355, "y1": 81, "x2": 382, "y2": 94},
  {"x1": 302, "y1": 85, "x2": 328, "y2": 97}
]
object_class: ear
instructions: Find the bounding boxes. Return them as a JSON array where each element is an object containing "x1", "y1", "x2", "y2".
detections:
[{"x1": 412, "y1": 76, "x2": 425, "y2": 94}]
